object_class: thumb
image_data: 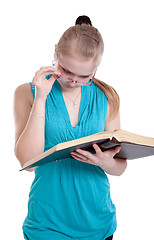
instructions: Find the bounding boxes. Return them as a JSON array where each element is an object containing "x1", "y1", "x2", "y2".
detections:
[{"x1": 111, "y1": 145, "x2": 121, "y2": 157}]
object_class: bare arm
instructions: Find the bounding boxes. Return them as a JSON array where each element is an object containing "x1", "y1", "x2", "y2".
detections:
[
  {"x1": 71, "y1": 103, "x2": 127, "y2": 176},
  {"x1": 14, "y1": 84, "x2": 46, "y2": 171},
  {"x1": 104, "y1": 102, "x2": 121, "y2": 131},
  {"x1": 103, "y1": 103, "x2": 127, "y2": 176},
  {"x1": 13, "y1": 67, "x2": 61, "y2": 171}
]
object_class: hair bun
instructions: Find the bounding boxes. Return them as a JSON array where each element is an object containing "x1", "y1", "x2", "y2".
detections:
[{"x1": 75, "y1": 15, "x2": 92, "y2": 26}]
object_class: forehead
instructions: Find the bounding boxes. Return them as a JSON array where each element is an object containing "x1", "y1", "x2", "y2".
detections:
[{"x1": 58, "y1": 54, "x2": 96, "y2": 76}]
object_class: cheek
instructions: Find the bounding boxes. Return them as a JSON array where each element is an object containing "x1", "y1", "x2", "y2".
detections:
[
  {"x1": 57, "y1": 80, "x2": 73, "y2": 89},
  {"x1": 61, "y1": 72, "x2": 68, "y2": 79}
]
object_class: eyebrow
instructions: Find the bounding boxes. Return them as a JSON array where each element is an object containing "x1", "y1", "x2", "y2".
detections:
[{"x1": 61, "y1": 65, "x2": 92, "y2": 78}]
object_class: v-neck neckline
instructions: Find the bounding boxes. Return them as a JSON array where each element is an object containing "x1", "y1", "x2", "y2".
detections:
[{"x1": 56, "y1": 80, "x2": 84, "y2": 128}]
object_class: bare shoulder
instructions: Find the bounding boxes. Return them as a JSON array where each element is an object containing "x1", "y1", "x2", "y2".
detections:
[
  {"x1": 14, "y1": 83, "x2": 34, "y2": 144},
  {"x1": 14, "y1": 83, "x2": 33, "y2": 106}
]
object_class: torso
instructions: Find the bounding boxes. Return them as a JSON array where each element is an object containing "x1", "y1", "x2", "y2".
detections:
[
  {"x1": 62, "y1": 91, "x2": 81, "y2": 127},
  {"x1": 23, "y1": 80, "x2": 117, "y2": 239},
  {"x1": 27, "y1": 82, "x2": 82, "y2": 128}
]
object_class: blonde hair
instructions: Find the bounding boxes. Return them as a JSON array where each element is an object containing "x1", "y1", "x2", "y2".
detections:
[
  {"x1": 56, "y1": 18, "x2": 120, "y2": 119},
  {"x1": 57, "y1": 24, "x2": 104, "y2": 66},
  {"x1": 93, "y1": 78, "x2": 120, "y2": 119}
]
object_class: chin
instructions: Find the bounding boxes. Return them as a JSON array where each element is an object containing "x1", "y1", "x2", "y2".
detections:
[
  {"x1": 58, "y1": 80, "x2": 80, "y2": 90},
  {"x1": 62, "y1": 82, "x2": 79, "y2": 89},
  {"x1": 66, "y1": 84, "x2": 77, "y2": 88}
]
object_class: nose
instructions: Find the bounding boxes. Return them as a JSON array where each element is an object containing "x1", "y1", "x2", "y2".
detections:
[
  {"x1": 71, "y1": 80, "x2": 78, "y2": 84},
  {"x1": 68, "y1": 75, "x2": 79, "y2": 84}
]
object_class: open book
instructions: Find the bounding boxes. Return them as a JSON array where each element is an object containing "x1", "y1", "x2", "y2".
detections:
[{"x1": 21, "y1": 129, "x2": 154, "y2": 170}]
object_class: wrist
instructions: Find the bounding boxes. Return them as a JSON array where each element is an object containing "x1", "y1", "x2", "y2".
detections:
[
  {"x1": 99, "y1": 157, "x2": 115, "y2": 173},
  {"x1": 35, "y1": 87, "x2": 48, "y2": 103},
  {"x1": 31, "y1": 95, "x2": 46, "y2": 118},
  {"x1": 30, "y1": 112, "x2": 45, "y2": 120},
  {"x1": 35, "y1": 94, "x2": 47, "y2": 103}
]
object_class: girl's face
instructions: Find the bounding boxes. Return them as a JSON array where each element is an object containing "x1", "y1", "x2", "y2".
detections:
[{"x1": 56, "y1": 53, "x2": 97, "y2": 90}]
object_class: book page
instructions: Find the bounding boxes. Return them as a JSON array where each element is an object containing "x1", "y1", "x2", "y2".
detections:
[
  {"x1": 56, "y1": 131, "x2": 113, "y2": 150},
  {"x1": 114, "y1": 129, "x2": 154, "y2": 147}
]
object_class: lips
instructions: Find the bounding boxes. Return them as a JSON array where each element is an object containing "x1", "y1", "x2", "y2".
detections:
[{"x1": 65, "y1": 82, "x2": 77, "y2": 88}]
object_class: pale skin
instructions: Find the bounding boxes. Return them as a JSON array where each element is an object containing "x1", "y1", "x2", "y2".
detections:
[{"x1": 14, "y1": 52, "x2": 127, "y2": 175}]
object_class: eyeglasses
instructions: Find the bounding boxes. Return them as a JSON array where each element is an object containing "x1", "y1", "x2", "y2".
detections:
[
  {"x1": 56, "y1": 75, "x2": 94, "y2": 86},
  {"x1": 56, "y1": 62, "x2": 96, "y2": 86}
]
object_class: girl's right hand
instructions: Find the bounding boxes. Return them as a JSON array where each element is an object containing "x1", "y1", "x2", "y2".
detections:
[{"x1": 32, "y1": 66, "x2": 61, "y2": 101}]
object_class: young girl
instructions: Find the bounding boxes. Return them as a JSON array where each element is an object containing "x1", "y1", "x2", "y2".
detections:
[{"x1": 14, "y1": 15, "x2": 127, "y2": 240}]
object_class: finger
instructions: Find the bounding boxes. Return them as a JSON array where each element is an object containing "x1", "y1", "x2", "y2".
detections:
[
  {"x1": 114, "y1": 145, "x2": 121, "y2": 154},
  {"x1": 36, "y1": 66, "x2": 61, "y2": 76},
  {"x1": 39, "y1": 66, "x2": 59, "y2": 72},
  {"x1": 106, "y1": 145, "x2": 121, "y2": 157},
  {"x1": 75, "y1": 149, "x2": 99, "y2": 163},
  {"x1": 71, "y1": 153, "x2": 98, "y2": 166},
  {"x1": 45, "y1": 72, "x2": 61, "y2": 80},
  {"x1": 71, "y1": 151, "x2": 87, "y2": 159},
  {"x1": 71, "y1": 153, "x2": 88, "y2": 162},
  {"x1": 75, "y1": 149, "x2": 93, "y2": 159},
  {"x1": 33, "y1": 72, "x2": 61, "y2": 85},
  {"x1": 40, "y1": 70, "x2": 61, "y2": 77},
  {"x1": 92, "y1": 144, "x2": 102, "y2": 153},
  {"x1": 71, "y1": 150, "x2": 100, "y2": 166}
]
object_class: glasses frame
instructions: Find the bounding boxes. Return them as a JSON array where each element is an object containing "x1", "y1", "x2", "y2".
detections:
[
  {"x1": 57, "y1": 75, "x2": 95, "y2": 86},
  {"x1": 56, "y1": 60, "x2": 96, "y2": 86}
]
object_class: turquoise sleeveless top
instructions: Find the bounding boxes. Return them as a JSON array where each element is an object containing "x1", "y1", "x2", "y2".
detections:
[{"x1": 23, "y1": 80, "x2": 117, "y2": 240}]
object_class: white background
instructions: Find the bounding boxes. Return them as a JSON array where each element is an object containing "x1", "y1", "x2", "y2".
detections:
[{"x1": 1, "y1": 0, "x2": 154, "y2": 239}]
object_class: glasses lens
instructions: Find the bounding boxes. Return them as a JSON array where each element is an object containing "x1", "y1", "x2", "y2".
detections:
[
  {"x1": 57, "y1": 76, "x2": 92, "y2": 86},
  {"x1": 57, "y1": 76, "x2": 69, "y2": 82}
]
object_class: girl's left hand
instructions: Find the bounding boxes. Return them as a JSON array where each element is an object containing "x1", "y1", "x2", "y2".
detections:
[{"x1": 71, "y1": 144, "x2": 121, "y2": 170}]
